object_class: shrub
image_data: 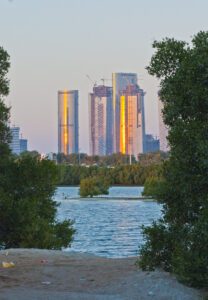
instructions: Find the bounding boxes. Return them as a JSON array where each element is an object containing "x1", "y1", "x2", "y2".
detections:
[{"x1": 79, "y1": 176, "x2": 109, "y2": 197}]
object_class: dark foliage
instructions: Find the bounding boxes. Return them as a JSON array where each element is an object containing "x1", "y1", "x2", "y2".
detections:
[
  {"x1": 0, "y1": 47, "x2": 75, "y2": 250},
  {"x1": 139, "y1": 31, "x2": 208, "y2": 287},
  {"x1": 57, "y1": 153, "x2": 166, "y2": 187}
]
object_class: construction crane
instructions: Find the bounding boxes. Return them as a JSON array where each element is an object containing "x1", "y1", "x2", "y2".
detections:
[{"x1": 86, "y1": 74, "x2": 97, "y2": 88}]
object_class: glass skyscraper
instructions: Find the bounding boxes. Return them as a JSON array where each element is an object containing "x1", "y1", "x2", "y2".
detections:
[
  {"x1": 10, "y1": 126, "x2": 20, "y2": 155},
  {"x1": 119, "y1": 85, "x2": 145, "y2": 157},
  {"x1": 112, "y1": 73, "x2": 138, "y2": 153},
  {"x1": 58, "y1": 90, "x2": 79, "y2": 154},
  {"x1": 89, "y1": 85, "x2": 113, "y2": 156}
]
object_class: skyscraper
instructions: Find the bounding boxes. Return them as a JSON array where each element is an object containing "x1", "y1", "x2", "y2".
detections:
[
  {"x1": 89, "y1": 85, "x2": 113, "y2": 156},
  {"x1": 119, "y1": 85, "x2": 145, "y2": 157},
  {"x1": 58, "y1": 90, "x2": 79, "y2": 155},
  {"x1": 158, "y1": 97, "x2": 169, "y2": 152},
  {"x1": 112, "y1": 73, "x2": 138, "y2": 153},
  {"x1": 10, "y1": 126, "x2": 28, "y2": 154},
  {"x1": 10, "y1": 126, "x2": 20, "y2": 155}
]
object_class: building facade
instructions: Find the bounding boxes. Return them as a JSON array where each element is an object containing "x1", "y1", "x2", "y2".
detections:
[
  {"x1": 58, "y1": 90, "x2": 79, "y2": 154},
  {"x1": 10, "y1": 126, "x2": 28, "y2": 154},
  {"x1": 119, "y1": 85, "x2": 145, "y2": 157},
  {"x1": 89, "y1": 85, "x2": 113, "y2": 156},
  {"x1": 10, "y1": 126, "x2": 21, "y2": 155},
  {"x1": 20, "y1": 139, "x2": 28, "y2": 153},
  {"x1": 158, "y1": 97, "x2": 169, "y2": 152},
  {"x1": 112, "y1": 73, "x2": 138, "y2": 153}
]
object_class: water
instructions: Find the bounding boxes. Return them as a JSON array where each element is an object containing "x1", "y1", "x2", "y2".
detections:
[{"x1": 55, "y1": 186, "x2": 162, "y2": 258}]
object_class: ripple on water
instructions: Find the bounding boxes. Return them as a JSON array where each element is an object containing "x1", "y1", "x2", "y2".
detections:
[{"x1": 56, "y1": 186, "x2": 162, "y2": 258}]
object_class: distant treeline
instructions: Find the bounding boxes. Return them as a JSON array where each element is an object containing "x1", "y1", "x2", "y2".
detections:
[
  {"x1": 57, "y1": 159, "x2": 165, "y2": 186},
  {"x1": 56, "y1": 151, "x2": 168, "y2": 167}
]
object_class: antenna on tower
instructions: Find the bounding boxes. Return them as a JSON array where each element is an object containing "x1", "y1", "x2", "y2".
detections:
[{"x1": 100, "y1": 78, "x2": 112, "y2": 86}]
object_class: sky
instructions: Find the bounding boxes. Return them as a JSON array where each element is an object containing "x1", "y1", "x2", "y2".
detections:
[{"x1": 0, "y1": 0, "x2": 208, "y2": 153}]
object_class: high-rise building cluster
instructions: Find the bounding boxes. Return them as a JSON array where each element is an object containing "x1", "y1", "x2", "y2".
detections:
[{"x1": 58, "y1": 72, "x2": 168, "y2": 157}]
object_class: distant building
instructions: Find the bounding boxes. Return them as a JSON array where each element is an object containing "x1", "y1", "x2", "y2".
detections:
[
  {"x1": 119, "y1": 84, "x2": 145, "y2": 157},
  {"x1": 89, "y1": 85, "x2": 113, "y2": 156},
  {"x1": 20, "y1": 139, "x2": 28, "y2": 153},
  {"x1": 10, "y1": 126, "x2": 20, "y2": 155},
  {"x1": 144, "y1": 134, "x2": 160, "y2": 153},
  {"x1": 58, "y1": 90, "x2": 79, "y2": 155},
  {"x1": 46, "y1": 152, "x2": 57, "y2": 162},
  {"x1": 10, "y1": 126, "x2": 28, "y2": 154},
  {"x1": 158, "y1": 97, "x2": 169, "y2": 152},
  {"x1": 112, "y1": 73, "x2": 138, "y2": 153}
]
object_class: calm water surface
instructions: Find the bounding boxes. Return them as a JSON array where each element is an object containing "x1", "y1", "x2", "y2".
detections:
[{"x1": 55, "y1": 186, "x2": 162, "y2": 258}]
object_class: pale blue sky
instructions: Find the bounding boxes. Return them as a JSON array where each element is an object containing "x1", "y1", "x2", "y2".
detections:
[{"x1": 0, "y1": 0, "x2": 208, "y2": 153}]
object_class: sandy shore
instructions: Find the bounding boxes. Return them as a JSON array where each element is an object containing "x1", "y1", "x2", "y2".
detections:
[{"x1": 0, "y1": 249, "x2": 206, "y2": 300}]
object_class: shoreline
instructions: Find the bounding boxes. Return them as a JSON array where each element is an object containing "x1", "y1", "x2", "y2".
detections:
[
  {"x1": 57, "y1": 185, "x2": 144, "y2": 187},
  {"x1": 56, "y1": 185, "x2": 152, "y2": 201},
  {"x1": 0, "y1": 249, "x2": 205, "y2": 300},
  {"x1": 58, "y1": 196, "x2": 154, "y2": 201}
]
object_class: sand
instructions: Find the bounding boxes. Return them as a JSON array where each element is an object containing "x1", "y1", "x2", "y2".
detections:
[{"x1": 0, "y1": 249, "x2": 206, "y2": 300}]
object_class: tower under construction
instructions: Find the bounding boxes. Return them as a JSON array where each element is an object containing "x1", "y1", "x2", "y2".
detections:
[{"x1": 89, "y1": 85, "x2": 113, "y2": 156}]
